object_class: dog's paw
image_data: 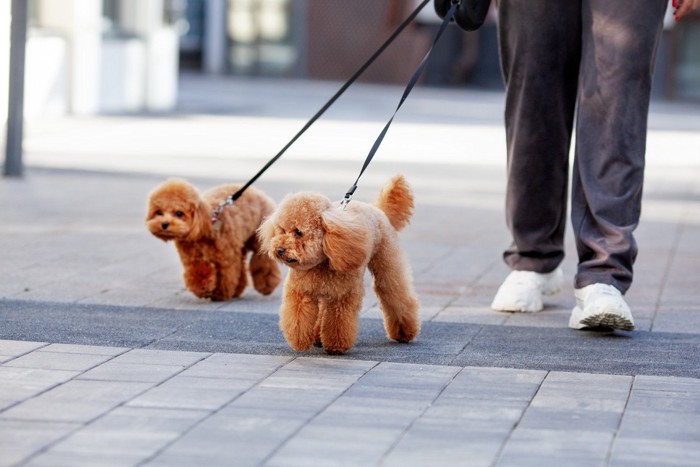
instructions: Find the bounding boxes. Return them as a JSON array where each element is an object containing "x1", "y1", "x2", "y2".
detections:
[
  {"x1": 323, "y1": 345, "x2": 349, "y2": 355},
  {"x1": 184, "y1": 262, "x2": 217, "y2": 298},
  {"x1": 387, "y1": 319, "x2": 420, "y2": 344},
  {"x1": 320, "y1": 335, "x2": 352, "y2": 355},
  {"x1": 252, "y1": 273, "x2": 281, "y2": 295},
  {"x1": 284, "y1": 328, "x2": 315, "y2": 352},
  {"x1": 288, "y1": 340, "x2": 314, "y2": 352},
  {"x1": 250, "y1": 259, "x2": 282, "y2": 295}
]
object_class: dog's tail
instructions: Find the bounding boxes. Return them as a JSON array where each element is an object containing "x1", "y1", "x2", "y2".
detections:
[{"x1": 375, "y1": 174, "x2": 414, "y2": 231}]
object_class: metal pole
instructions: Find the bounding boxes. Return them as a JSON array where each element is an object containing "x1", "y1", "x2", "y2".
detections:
[{"x1": 4, "y1": 0, "x2": 28, "y2": 177}]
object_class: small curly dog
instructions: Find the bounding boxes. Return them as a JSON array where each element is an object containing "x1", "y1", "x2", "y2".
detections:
[
  {"x1": 258, "y1": 174, "x2": 420, "y2": 354},
  {"x1": 146, "y1": 178, "x2": 281, "y2": 301}
]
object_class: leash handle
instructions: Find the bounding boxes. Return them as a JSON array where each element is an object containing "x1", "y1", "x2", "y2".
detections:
[
  {"x1": 342, "y1": 1, "x2": 459, "y2": 208},
  {"x1": 212, "y1": 0, "x2": 433, "y2": 224}
]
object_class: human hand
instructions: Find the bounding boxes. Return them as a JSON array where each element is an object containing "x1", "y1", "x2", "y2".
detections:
[{"x1": 673, "y1": 0, "x2": 700, "y2": 20}]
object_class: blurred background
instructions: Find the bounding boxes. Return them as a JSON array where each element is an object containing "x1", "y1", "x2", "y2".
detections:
[{"x1": 1, "y1": 0, "x2": 699, "y2": 122}]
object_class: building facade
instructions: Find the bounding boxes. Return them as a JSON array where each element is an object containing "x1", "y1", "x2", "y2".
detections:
[
  {"x1": 182, "y1": 0, "x2": 700, "y2": 100},
  {"x1": 3, "y1": 0, "x2": 699, "y2": 124},
  {"x1": 1, "y1": 0, "x2": 183, "y2": 122}
]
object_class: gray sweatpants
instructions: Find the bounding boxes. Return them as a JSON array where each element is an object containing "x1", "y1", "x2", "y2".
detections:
[{"x1": 497, "y1": 0, "x2": 668, "y2": 293}]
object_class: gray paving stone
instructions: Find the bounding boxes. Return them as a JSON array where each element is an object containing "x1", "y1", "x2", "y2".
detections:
[
  {"x1": 518, "y1": 406, "x2": 624, "y2": 432},
  {"x1": 496, "y1": 429, "x2": 613, "y2": 467},
  {"x1": 112, "y1": 348, "x2": 210, "y2": 366},
  {"x1": 1, "y1": 380, "x2": 153, "y2": 423},
  {"x1": 425, "y1": 399, "x2": 529, "y2": 428},
  {"x1": 230, "y1": 386, "x2": 350, "y2": 415},
  {"x1": 618, "y1": 409, "x2": 700, "y2": 442},
  {"x1": 128, "y1": 353, "x2": 292, "y2": 410},
  {"x1": 0, "y1": 419, "x2": 80, "y2": 467},
  {"x1": 264, "y1": 357, "x2": 378, "y2": 389},
  {"x1": 0, "y1": 367, "x2": 81, "y2": 410},
  {"x1": 609, "y1": 438, "x2": 700, "y2": 466},
  {"x1": 146, "y1": 294, "x2": 227, "y2": 311},
  {"x1": 362, "y1": 305, "x2": 441, "y2": 322},
  {"x1": 354, "y1": 361, "x2": 460, "y2": 391},
  {"x1": 651, "y1": 307, "x2": 700, "y2": 334},
  {"x1": 76, "y1": 287, "x2": 177, "y2": 308},
  {"x1": 0, "y1": 339, "x2": 47, "y2": 358},
  {"x1": 178, "y1": 352, "x2": 291, "y2": 379},
  {"x1": 76, "y1": 361, "x2": 187, "y2": 383},
  {"x1": 266, "y1": 426, "x2": 401, "y2": 467},
  {"x1": 265, "y1": 362, "x2": 460, "y2": 466},
  {"x1": 146, "y1": 358, "x2": 379, "y2": 465},
  {"x1": 0, "y1": 365, "x2": 78, "y2": 387},
  {"x1": 12, "y1": 274, "x2": 126, "y2": 303},
  {"x1": 217, "y1": 292, "x2": 284, "y2": 314},
  {"x1": 28, "y1": 406, "x2": 209, "y2": 466},
  {"x1": 422, "y1": 366, "x2": 543, "y2": 427},
  {"x1": 432, "y1": 305, "x2": 509, "y2": 325},
  {"x1": 4, "y1": 351, "x2": 114, "y2": 372},
  {"x1": 147, "y1": 407, "x2": 308, "y2": 467},
  {"x1": 530, "y1": 372, "x2": 632, "y2": 412},
  {"x1": 127, "y1": 375, "x2": 259, "y2": 411},
  {"x1": 314, "y1": 397, "x2": 428, "y2": 426},
  {"x1": 438, "y1": 366, "x2": 546, "y2": 400},
  {"x1": 41, "y1": 343, "x2": 129, "y2": 356},
  {"x1": 626, "y1": 388, "x2": 700, "y2": 413},
  {"x1": 26, "y1": 451, "x2": 146, "y2": 467},
  {"x1": 631, "y1": 374, "x2": 700, "y2": 394},
  {"x1": 382, "y1": 419, "x2": 508, "y2": 467}
]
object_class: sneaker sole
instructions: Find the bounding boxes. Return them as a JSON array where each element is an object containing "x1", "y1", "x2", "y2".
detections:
[
  {"x1": 491, "y1": 304, "x2": 542, "y2": 313},
  {"x1": 573, "y1": 311, "x2": 635, "y2": 331},
  {"x1": 542, "y1": 285, "x2": 561, "y2": 297}
]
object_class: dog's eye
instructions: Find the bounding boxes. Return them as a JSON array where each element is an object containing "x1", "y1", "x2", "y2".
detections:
[
  {"x1": 294, "y1": 229, "x2": 303, "y2": 238},
  {"x1": 155, "y1": 209, "x2": 163, "y2": 216},
  {"x1": 175, "y1": 211, "x2": 185, "y2": 218}
]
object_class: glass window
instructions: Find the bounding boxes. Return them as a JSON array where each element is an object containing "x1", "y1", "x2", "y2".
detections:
[{"x1": 227, "y1": 0, "x2": 300, "y2": 76}]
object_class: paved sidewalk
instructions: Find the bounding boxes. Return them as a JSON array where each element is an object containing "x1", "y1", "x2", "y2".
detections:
[{"x1": 1, "y1": 75, "x2": 700, "y2": 466}]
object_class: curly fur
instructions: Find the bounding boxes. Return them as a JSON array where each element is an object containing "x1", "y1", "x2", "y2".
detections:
[
  {"x1": 258, "y1": 174, "x2": 420, "y2": 355},
  {"x1": 146, "y1": 178, "x2": 281, "y2": 301}
]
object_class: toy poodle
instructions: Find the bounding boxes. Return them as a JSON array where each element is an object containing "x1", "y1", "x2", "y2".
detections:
[
  {"x1": 258, "y1": 174, "x2": 420, "y2": 354},
  {"x1": 146, "y1": 178, "x2": 281, "y2": 301}
]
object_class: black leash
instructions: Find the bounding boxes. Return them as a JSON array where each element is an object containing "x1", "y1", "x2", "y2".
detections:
[
  {"x1": 211, "y1": 0, "x2": 433, "y2": 229},
  {"x1": 341, "y1": 1, "x2": 459, "y2": 209},
  {"x1": 212, "y1": 0, "x2": 459, "y2": 227}
]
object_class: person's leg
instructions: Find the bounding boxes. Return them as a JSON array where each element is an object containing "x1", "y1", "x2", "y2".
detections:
[
  {"x1": 572, "y1": 0, "x2": 667, "y2": 291},
  {"x1": 570, "y1": 0, "x2": 667, "y2": 329},
  {"x1": 498, "y1": 0, "x2": 581, "y2": 274},
  {"x1": 492, "y1": 0, "x2": 580, "y2": 312}
]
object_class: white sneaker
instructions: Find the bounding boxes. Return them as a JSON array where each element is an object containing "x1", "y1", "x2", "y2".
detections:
[
  {"x1": 491, "y1": 268, "x2": 563, "y2": 312},
  {"x1": 569, "y1": 283, "x2": 634, "y2": 331}
]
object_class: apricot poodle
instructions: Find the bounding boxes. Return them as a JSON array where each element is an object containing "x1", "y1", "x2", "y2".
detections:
[
  {"x1": 258, "y1": 174, "x2": 420, "y2": 354},
  {"x1": 146, "y1": 178, "x2": 281, "y2": 301}
]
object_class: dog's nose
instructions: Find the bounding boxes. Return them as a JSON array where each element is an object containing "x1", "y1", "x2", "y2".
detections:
[
  {"x1": 161, "y1": 222, "x2": 170, "y2": 230},
  {"x1": 276, "y1": 247, "x2": 285, "y2": 257}
]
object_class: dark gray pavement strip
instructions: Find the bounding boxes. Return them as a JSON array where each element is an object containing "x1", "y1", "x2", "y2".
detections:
[{"x1": 2, "y1": 299, "x2": 699, "y2": 379}]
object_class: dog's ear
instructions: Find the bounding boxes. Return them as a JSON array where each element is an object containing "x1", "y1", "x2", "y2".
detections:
[
  {"x1": 186, "y1": 197, "x2": 212, "y2": 241},
  {"x1": 257, "y1": 214, "x2": 276, "y2": 259},
  {"x1": 321, "y1": 209, "x2": 371, "y2": 272}
]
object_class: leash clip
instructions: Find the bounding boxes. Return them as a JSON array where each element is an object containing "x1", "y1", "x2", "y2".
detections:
[
  {"x1": 341, "y1": 185, "x2": 357, "y2": 211},
  {"x1": 211, "y1": 196, "x2": 236, "y2": 230},
  {"x1": 340, "y1": 194, "x2": 352, "y2": 211}
]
